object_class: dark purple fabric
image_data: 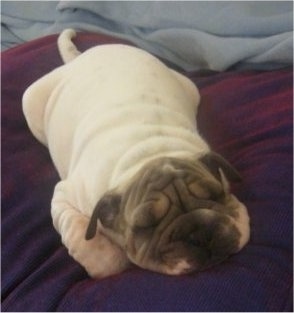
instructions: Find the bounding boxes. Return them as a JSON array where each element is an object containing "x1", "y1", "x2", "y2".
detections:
[{"x1": 2, "y1": 33, "x2": 293, "y2": 312}]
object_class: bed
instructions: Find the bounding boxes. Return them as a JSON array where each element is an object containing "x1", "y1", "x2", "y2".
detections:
[{"x1": 2, "y1": 2, "x2": 293, "y2": 312}]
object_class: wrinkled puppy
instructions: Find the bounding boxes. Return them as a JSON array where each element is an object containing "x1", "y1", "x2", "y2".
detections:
[{"x1": 23, "y1": 29, "x2": 250, "y2": 278}]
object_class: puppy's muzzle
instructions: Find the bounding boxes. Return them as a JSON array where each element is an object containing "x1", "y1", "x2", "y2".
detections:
[
  {"x1": 159, "y1": 208, "x2": 240, "y2": 271},
  {"x1": 128, "y1": 204, "x2": 240, "y2": 275},
  {"x1": 86, "y1": 154, "x2": 249, "y2": 276}
]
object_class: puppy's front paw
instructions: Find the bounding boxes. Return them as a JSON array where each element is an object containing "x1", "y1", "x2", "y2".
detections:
[
  {"x1": 51, "y1": 181, "x2": 130, "y2": 278},
  {"x1": 64, "y1": 215, "x2": 130, "y2": 278}
]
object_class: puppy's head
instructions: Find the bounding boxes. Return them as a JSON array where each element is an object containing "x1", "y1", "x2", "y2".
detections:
[{"x1": 86, "y1": 152, "x2": 250, "y2": 275}]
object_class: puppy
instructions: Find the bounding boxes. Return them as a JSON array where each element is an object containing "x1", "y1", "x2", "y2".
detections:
[{"x1": 22, "y1": 29, "x2": 250, "y2": 278}]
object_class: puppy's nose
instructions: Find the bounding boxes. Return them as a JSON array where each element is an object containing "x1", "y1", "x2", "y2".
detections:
[
  {"x1": 183, "y1": 211, "x2": 241, "y2": 267},
  {"x1": 162, "y1": 209, "x2": 241, "y2": 270},
  {"x1": 186, "y1": 230, "x2": 211, "y2": 248}
]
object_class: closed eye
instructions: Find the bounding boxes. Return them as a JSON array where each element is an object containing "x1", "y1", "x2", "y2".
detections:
[
  {"x1": 132, "y1": 224, "x2": 155, "y2": 236},
  {"x1": 210, "y1": 190, "x2": 226, "y2": 202},
  {"x1": 151, "y1": 193, "x2": 170, "y2": 220}
]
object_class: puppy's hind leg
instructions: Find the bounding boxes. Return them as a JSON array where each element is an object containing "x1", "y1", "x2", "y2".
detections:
[
  {"x1": 22, "y1": 68, "x2": 64, "y2": 146},
  {"x1": 57, "y1": 29, "x2": 81, "y2": 64},
  {"x1": 51, "y1": 180, "x2": 130, "y2": 278}
]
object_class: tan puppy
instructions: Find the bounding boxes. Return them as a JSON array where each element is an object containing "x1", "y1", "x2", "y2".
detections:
[{"x1": 23, "y1": 29, "x2": 249, "y2": 278}]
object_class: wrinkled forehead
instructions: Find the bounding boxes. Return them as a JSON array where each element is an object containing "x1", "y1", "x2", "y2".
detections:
[{"x1": 123, "y1": 157, "x2": 223, "y2": 206}]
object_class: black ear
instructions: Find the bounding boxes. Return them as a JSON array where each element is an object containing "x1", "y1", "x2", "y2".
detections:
[
  {"x1": 200, "y1": 152, "x2": 241, "y2": 183},
  {"x1": 85, "y1": 193, "x2": 121, "y2": 240}
]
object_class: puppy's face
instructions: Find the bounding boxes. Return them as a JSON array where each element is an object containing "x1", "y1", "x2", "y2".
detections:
[{"x1": 86, "y1": 153, "x2": 250, "y2": 275}]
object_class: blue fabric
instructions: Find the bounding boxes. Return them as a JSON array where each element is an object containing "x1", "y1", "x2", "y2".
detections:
[{"x1": 1, "y1": 1, "x2": 293, "y2": 71}]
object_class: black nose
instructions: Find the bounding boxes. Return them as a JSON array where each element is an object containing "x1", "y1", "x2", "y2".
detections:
[
  {"x1": 186, "y1": 229, "x2": 212, "y2": 248},
  {"x1": 167, "y1": 209, "x2": 241, "y2": 267},
  {"x1": 184, "y1": 213, "x2": 241, "y2": 267}
]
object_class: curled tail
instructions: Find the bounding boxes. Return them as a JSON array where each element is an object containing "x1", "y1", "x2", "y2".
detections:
[{"x1": 57, "y1": 29, "x2": 81, "y2": 63}]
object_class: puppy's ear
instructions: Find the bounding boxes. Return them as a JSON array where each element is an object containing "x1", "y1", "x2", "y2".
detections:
[
  {"x1": 200, "y1": 152, "x2": 241, "y2": 183},
  {"x1": 85, "y1": 193, "x2": 121, "y2": 240}
]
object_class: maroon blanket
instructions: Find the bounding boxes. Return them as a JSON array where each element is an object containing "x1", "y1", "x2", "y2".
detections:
[{"x1": 2, "y1": 33, "x2": 293, "y2": 311}]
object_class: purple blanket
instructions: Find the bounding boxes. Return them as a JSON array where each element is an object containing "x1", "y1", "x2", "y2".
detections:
[{"x1": 2, "y1": 33, "x2": 293, "y2": 311}]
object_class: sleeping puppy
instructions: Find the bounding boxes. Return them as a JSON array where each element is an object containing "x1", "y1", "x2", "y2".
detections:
[{"x1": 23, "y1": 29, "x2": 250, "y2": 278}]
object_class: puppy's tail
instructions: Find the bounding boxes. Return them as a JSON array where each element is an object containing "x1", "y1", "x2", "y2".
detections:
[{"x1": 57, "y1": 29, "x2": 81, "y2": 64}]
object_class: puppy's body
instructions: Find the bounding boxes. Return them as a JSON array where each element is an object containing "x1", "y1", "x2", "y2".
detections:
[{"x1": 23, "y1": 30, "x2": 249, "y2": 278}]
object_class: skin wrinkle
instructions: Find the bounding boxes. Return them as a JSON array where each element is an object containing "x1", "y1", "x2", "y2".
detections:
[
  {"x1": 151, "y1": 160, "x2": 225, "y2": 214},
  {"x1": 190, "y1": 179, "x2": 220, "y2": 199},
  {"x1": 89, "y1": 156, "x2": 246, "y2": 274},
  {"x1": 176, "y1": 178, "x2": 204, "y2": 212},
  {"x1": 146, "y1": 192, "x2": 170, "y2": 221},
  {"x1": 139, "y1": 206, "x2": 182, "y2": 267},
  {"x1": 129, "y1": 178, "x2": 182, "y2": 259},
  {"x1": 162, "y1": 190, "x2": 174, "y2": 207},
  {"x1": 172, "y1": 181, "x2": 188, "y2": 213},
  {"x1": 157, "y1": 213, "x2": 205, "y2": 268},
  {"x1": 70, "y1": 107, "x2": 197, "y2": 175},
  {"x1": 125, "y1": 163, "x2": 175, "y2": 224},
  {"x1": 126, "y1": 161, "x2": 234, "y2": 269},
  {"x1": 111, "y1": 132, "x2": 207, "y2": 185}
]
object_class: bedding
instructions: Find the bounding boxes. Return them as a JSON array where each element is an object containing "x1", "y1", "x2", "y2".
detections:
[
  {"x1": 1, "y1": 1, "x2": 293, "y2": 71},
  {"x1": 1, "y1": 32, "x2": 293, "y2": 311}
]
